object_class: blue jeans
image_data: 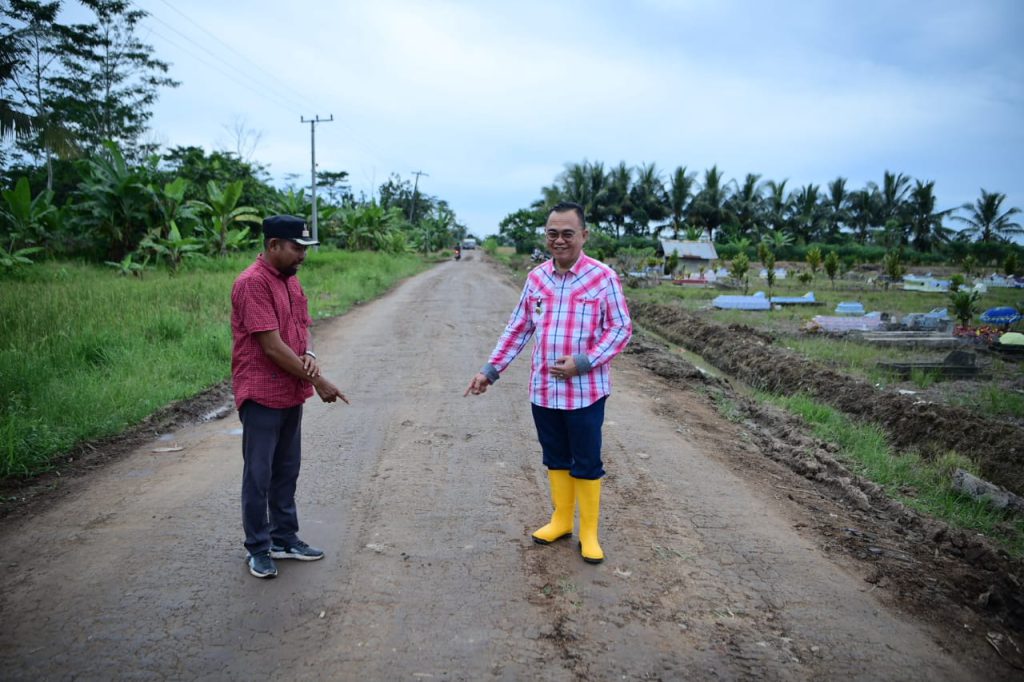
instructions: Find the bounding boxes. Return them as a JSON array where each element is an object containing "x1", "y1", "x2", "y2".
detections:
[
  {"x1": 530, "y1": 396, "x2": 607, "y2": 480},
  {"x1": 240, "y1": 401, "x2": 303, "y2": 555}
]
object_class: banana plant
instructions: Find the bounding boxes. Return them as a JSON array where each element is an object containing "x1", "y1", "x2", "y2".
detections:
[
  {"x1": 104, "y1": 252, "x2": 149, "y2": 278},
  {"x1": 1, "y1": 177, "x2": 57, "y2": 249},
  {"x1": 191, "y1": 180, "x2": 261, "y2": 256},
  {"x1": 140, "y1": 221, "x2": 204, "y2": 274}
]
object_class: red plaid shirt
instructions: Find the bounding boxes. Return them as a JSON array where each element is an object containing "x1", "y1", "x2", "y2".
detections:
[
  {"x1": 231, "y1": 254, "x2": 314, "y2": 410},
  {"x1": 483, "y1": 252, "x2": 632, "y2": 410}
]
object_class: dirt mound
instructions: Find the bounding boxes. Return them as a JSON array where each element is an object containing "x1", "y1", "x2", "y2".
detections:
[
  {"x1": 632, "y1": 301, "x2": 1024, "y2": 498},
  {"x1": 624, "y1": 333, "x2": 1024, "y2": 653}
]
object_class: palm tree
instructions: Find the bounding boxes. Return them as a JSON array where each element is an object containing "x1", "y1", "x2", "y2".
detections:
[
  {"x1": 603, "y1": 162, "x2": 633, "y2": 238},
  {"x1": 906, "y1": 180, "x2": 953, "y2": 252},
  {"x1": 690, "y1": 165, "x2": 732, "y2": 242},
  {"x1": 953, "y1": 190, "x2": 1023, "y2": 243},
  {"x1": 725, "y1": 173, "x2": 764, "y2": 241},
  {"x1": 663, "y1": 166, "x2": 697, "y2": 238},
  {"x1": 628, "y1": 162, "x2": 667, "y2": 236},
  {"x1": 846, "y1": 189, "x2": 877, "y2": 244},
  {"x1": 868, "y1": 171, "x2": 912, "y2": 246},
  {"x1": 789, "y1": 183, "x2": 825, "y2": 244},
  {"x1": 763, "y1": 179, "x2": 791, "y2": 236},
  {"x1": 823, "y1": 177, "x2": 849, "y2": 242}
]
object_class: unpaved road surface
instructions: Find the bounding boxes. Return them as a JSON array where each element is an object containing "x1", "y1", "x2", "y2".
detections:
[{"x1": 0, "y1": 255, "x2": 1005, "y2": 680}]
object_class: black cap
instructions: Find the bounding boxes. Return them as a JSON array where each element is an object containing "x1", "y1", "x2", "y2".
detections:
[{"x1": 262, "y1": 215, "x2": 319, "y2": 246}]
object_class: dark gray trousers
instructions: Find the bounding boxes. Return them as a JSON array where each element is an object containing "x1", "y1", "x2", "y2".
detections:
[{"x1": 240, "y1": 400, "x2": 303, "y2": 555}]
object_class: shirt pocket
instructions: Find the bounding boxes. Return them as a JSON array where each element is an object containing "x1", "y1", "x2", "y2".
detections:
[{"x1": 571, "y1": 296, "x2": 601, "y2": 332}]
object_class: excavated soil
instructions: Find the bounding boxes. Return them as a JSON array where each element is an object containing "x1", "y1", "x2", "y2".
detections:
[{"x1": 632, "y1": 301, "x2": 1024, "y2": 498}]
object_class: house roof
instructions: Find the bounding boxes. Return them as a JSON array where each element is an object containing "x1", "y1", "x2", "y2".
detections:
[{"x1": 660, "y1": 239, "x2": 719, "y2": 260}]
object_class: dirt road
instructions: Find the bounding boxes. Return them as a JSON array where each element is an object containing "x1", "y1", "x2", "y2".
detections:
[{"x1": 0, "y1": 254, "x2": 996, "y2": 679}]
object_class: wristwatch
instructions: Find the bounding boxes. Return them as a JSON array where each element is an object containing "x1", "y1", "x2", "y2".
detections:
[{"x1": 303, "y1": 350, "x2": 317, "y2": 359}]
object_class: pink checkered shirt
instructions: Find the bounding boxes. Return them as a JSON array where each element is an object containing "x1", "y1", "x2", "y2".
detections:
[
  {"x1": 231, "y1": 255, "x2": 314, "y2": 410},
  {"x1": 483, "y1": 252, "x2": 632, "y2": 410}
]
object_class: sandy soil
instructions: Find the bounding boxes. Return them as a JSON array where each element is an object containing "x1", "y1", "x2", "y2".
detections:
[{"x1": 0, "y1": 254, "x2": 1018, "y2": 680}]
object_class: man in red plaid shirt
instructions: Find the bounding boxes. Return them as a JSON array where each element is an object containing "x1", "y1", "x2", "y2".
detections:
[
  {"x1": 232, "y1": 215, "x2": 348, "y2": 579},
  {"x1": 466, "y1": 202, "x2": 632, "y2": 564}
]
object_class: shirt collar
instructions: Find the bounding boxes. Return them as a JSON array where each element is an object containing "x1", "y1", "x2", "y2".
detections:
[
  {"x1": 548, "y1": 251, "x2": 589, "y2": 277},
  {"x1": 256, "y1": 253, "x2": 290, "y2": 281}
]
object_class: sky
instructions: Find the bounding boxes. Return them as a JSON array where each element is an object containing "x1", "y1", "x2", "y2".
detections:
[{"x1": 67, "y1": 0, "x2": 1024, "y2": 237}]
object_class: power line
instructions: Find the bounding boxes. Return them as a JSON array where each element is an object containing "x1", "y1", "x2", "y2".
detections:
[
  {"x1": 150, "y1": 0, "x2": 323, "y2": 113},
  {"x1": 140, "y1": 10, "x2": 310, "y2": 114},
  {"x1": 140, "y1": 23, "x2": 299, "y2": 115}
]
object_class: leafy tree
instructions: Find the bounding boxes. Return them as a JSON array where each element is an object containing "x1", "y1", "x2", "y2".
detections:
[
  {"x1": 882, "y1": 248, "x2": 905, "y2": 284},
  {"x1": 162, "y1": 145, "x2": 275, "y2": 210},
  {"x1": 823, "y1": 250, "x2": 840, "y2": 289},
  {"x1": 805, "y1": 246, "x2": 823, "y2": 278},
  {"x1": 730, "y1": 251, "x2": 750, "y2": 294},
  {"x1": 499, "y1": 207, "x2": 543, "y2": 253},
  {"x1": 50, "y1": 0, "x2": 179, "y2": 159},
  {"x1": 758, "y1": 242, "x2": 776, "y2": 302},
  {"x1": 1004, "y1": 252, "x2": 1019, "y2": 277},
  {"x1": 953, "y1": 190, "x2": 1022, "y2": 243}
]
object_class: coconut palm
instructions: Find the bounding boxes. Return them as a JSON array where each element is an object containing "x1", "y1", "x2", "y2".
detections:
[
  {"x1": 763, "y1": 179, "x2": 791, "y2": 236},
  {"x1": 690, "y1": 166, "x2": 732, "y2": 242},
  {"x1": 726, "y1": 173, "x2": 764, "y2": 241},
  {"x1": 628, "y1": 162, "x2": 667, "y2": 236},
  {"x1": 789, "y1": 183, "x2": 826, "y2": 244},
  {"x1": 662, "y1": 166, "x2": 697, "y2": 238},
  {"x1": 846, "y1": 188, "x2": 877, "y2": 244},
  {"x1": 906, "y1": 180, "x2": 953, "y2": 251},
  {"x1": 823, "y1": 177, "x2": 849, "y2": 242},
  {"x1": 603, "y1": 162, "x2": 633, "y2": 238},
  {"x1": 953, "y1": 189, "x2": 1023, "y2": 243}
]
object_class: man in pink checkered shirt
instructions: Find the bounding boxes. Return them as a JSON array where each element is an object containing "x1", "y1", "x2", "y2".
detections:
[{"x1": 466, "y1": 201, "x2": 632, "y2": 564}]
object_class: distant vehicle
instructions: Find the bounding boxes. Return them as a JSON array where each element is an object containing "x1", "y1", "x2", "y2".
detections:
[{"x1": 461, "y1": 238, "x2": 478, "y2": 250}]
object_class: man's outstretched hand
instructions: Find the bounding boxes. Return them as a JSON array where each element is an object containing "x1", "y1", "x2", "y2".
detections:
[
  {"x1": 314, "y1": 377, "x2": 349, "y2": 404},
  {"x1": 464, "y1": 373, "x2": 491, "y2": 397}
]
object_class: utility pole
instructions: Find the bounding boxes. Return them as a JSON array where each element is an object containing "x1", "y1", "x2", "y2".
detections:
[
  {"x1": 408, "y1": 170, "x2": 428, "y2": 223},
  {"x1": 300, "y1": 115, "x2": 333, "y2": 246}
]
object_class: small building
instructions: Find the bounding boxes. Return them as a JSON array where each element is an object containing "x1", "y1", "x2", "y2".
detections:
[{"x1": 660, "y1": 238, "x2": 718, "y2": 274}]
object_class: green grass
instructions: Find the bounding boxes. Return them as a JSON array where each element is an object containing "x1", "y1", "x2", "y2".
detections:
[
  {"x1": 0, "y1": 249, "x2": 428, "y2": 477},
  {"x1": 764, "y1": 391, "x2": 1024, "y2": 557}
]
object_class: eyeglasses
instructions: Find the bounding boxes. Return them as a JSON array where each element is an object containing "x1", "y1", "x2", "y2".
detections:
[{"x1": 546, "y1": 230, "x2": 578, "y2": 241}]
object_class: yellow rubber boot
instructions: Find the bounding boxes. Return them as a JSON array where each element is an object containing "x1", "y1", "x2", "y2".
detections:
[
  {"x1": 532, "y1": 469, "x2": 575, "y2": 544},
  {"x1": 574, "y1": 477, "x2": 604, "y2": 563}
]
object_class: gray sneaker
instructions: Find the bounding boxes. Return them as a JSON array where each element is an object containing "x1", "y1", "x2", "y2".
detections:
[
  {"x1": 270, "y1": 540, "x2": 324, "y2": 561},
  {"x1": 248, "y1": 551, "x2": 278, "y2": 578}
]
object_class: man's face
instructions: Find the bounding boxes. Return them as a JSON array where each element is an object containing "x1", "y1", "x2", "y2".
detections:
[
  {"x1": 267, "y1": 239, "x2": 308, "y2": 277},
  {"x1": 545, "y1": 210, "x2": 588, "y2": 269}
]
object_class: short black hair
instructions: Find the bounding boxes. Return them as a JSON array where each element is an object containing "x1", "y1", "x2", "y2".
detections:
[{"x1": 549, "y1": 201, "x2": 586, "y2": 229}]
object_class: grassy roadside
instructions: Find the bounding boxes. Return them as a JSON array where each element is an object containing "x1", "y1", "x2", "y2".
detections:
[
  {"x1": 763, "y1": 392, "x2": 1024, "y2": 557},
  {"x1": 0, "y1": 249, "x2": 429, "y2": 478}
]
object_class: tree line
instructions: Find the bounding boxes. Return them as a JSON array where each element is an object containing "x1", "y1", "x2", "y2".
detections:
[
  {"x1": 499, "y1": 161, "x2": 1022, "y2": 260},
  {"x1": 1, "y1": 1, "x2": 467, "y2": 271}
]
